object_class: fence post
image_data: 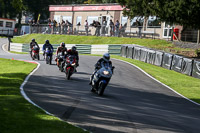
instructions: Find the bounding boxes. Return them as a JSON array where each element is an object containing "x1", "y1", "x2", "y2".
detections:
[
  {"x1": 8, "y1": 37, "x2": 11, "y2": 51},
  {"x1": 197, "y1": 29, "x2": 200, "y2": 44}
]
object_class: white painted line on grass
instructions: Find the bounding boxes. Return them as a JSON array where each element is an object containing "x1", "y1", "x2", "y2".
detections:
[{"x1": 113, "y1": 58, "x2": 200, "y2": 106}]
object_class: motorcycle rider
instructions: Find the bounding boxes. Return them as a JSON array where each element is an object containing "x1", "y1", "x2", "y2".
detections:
[
  {"x1": 89, "y1": 53, "x2": 112, "y2": 85},
  {"x1": 56, "y1": 42, "x2": 68, "y2": 69},
  {"x1": 30, "y1": 39, "x2": 39, "y2": 57},
  {"x1": 67, "y1": 46, "x2": 79, "y2": 66},
  {"x1": 42, "y1": 40, "x2": 54, "y2": 59}
]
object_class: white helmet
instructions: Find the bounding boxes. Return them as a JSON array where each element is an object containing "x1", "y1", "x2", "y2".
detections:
[{"x1": 103, "y1": 53, "x2": 110, "y2": 62}]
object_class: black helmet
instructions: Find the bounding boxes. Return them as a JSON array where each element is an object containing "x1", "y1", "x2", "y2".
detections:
[
  {"x1": 32, "y1": 38, "x2": 35, "y2": 42},
  {"x1": 60, "y1": 42, "x2": 65, "y2": 47},
  {"x1": 45, "y1": 40, "x2": 49, "y2": 44},
  {"x1": 71, "y1": 46, "x2": 76, "y2": 52},
  {"x1": 103, "y1": 53, "x2": 110, "y2": 62}
]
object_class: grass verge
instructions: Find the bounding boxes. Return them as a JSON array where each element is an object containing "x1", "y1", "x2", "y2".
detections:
[
  {"x1": 0, "y1": 58, "x2": 87, "y2": 133},
  {"x1": 85, "y1": 54, "x2": 200, "y2": 104},
  {"x1": 11, "y1": 34, "x2": 195, "y2": 57},
  {"x1": 10, "y1": 51, "x2": 28, "y2": 54}
]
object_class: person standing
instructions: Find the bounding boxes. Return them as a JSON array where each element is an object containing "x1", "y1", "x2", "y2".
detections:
[
  {"x1": 109, "y1": 20, "x2": 114, "y2": 36},
  {"x1": 84, "y1": 20, "x2": 89, "y2": 36},
  {"x1": 115, "y1": 20, "x2": 120, "y2": 37}
]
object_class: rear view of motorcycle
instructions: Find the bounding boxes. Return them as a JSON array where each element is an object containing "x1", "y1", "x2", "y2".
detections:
[
  {"x1": 64, "y1": 55, "x2": 77, "y2": 80},
  {"x1": 90, "y1": 63, "x2": 115, "y2": 96},
  {"x1": 32, "y1": 46, "x2": 40, "y2": 60},
  {"x1": 45, "y1": 47, "x2": 53, "y2": 65}
]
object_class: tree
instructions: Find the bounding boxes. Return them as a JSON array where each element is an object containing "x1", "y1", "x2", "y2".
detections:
[{"x1": 117, "y1": 0, "x2": 200, "y2": 29}]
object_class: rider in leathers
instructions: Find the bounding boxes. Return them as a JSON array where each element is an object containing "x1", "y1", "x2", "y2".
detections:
[
  {"x1": 30, "y1": 39, "x2": 39, "y2": 57},
  {"x1": 67, "y1": 46, "x2": 79, "y2": 66},
  {"x1": 89, "y1": 53, "x2": 112, "y2": 85},
  {"x1": 42, "y1": 40, "x2": 54, "y2": 59},
  {"x1": 56, "y1": 42, "x2": 68, "y2": 68}
]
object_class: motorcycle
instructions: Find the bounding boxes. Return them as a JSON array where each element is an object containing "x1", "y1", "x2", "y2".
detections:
[
  {"x1": 32, "y1": 46, "x2": 40, "y2": 60},
  {"x1": 56, "y1": 52, "x2": 66, "y2": 72},
  {"x1": 45, "y1": 47, "x2": 53, "y2": 65},
  {"x1": 90, "y1": 63, "x2": 115, "y2": 96},
  {"x1": 64, "y1": 55, "x2": 77, "y2": 80}
]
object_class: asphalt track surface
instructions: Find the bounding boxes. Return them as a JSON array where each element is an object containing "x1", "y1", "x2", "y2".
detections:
[{"x1": 1, "y1": 38, "x2": 200, "y2": 133}]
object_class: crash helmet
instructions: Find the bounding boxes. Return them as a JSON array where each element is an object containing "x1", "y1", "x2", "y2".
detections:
[
  {"x1": 32, "y1": 38, "x2": 35, "y2": 42},
  {"x1": 71, "y1": 46, "x2": 76, "y2": 52},
  {"x1": 60, "y1": 42, "x2": 65, "y2": 47},
  {"x1": 103, "y1": 53, "x2": 110, "y2": 62},
  {"x1": 45, "y1": 40, "x2": 49, "y2": 44}
]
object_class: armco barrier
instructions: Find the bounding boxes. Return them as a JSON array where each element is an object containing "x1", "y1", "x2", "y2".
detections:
[
  {"x1": 171, "y1": 55, "x2": 183, "y2": 73},
  {"x1": 140, "y1": 48, "x2": 148, "y2": 62},
  {"x1": 192, "y1": 60, "x2": 200, "y2": 79},
  {"x1": 162, "y1": 53, "x2": 173, "y2": 70},
  {"x1": 108, "y1": 45, "x2": 121, "y2": 55},
  {"x1": 75, "y1": 45, "x2": 91, "y2": 54},
  {"x1": 10, "y1": 43, "x2": 121, "y2": 55},
  {"x1": 127, "y1": 45, "x2": 134, "y2": 58},
  {"x1": 91, "y1": 45, "x2": 108, "y2": 55},
  {"x1": 181, "y1": 58, "x2": 193, "y2": 76},
  {"x1": 146, "y1": 49, "x2": 156, "y2": 64},
  {"x1": 154, "y1": 51, "x2": 164, "y2": 66},
  {"x1": 121, "y1": 45, "x2": 128, "y2": 57},
  {"x1": 133, "y1": 46, "x2": 142, "y2": 60}
]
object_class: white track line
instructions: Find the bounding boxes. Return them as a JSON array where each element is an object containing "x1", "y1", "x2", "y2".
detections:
[{"x1": 113, "y1": 58, "x2": 200, "y2": 106}]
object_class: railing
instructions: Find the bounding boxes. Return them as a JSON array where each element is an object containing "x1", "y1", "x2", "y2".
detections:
[
  {"x1": 0, "y1": 29, "x2": 14, "y2": 37},
  {"x1": 29, "y1": 24, "x2": 159, "y2": 39}
]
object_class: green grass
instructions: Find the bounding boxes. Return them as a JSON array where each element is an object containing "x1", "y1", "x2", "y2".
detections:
[
  {"x1": 0, "y1": 58, "x2": 87, "y2": 133},
  {"x1": 12, "y1": 34, "x2": 194, "y2": 56},
  {"x1": 85, "y1": 54, "x2": 200, "y2": 104},
  {"x1": 10, "y1": 51, "x2": 28, "y2": 54}
]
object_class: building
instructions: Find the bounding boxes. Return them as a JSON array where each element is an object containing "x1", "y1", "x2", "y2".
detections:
[{"x1": 49, "y1": 4, "x2": 176, "y2": 40}]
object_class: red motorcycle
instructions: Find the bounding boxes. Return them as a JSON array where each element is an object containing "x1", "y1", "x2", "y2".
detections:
[
  {"x1": 32, "y1": 46, "x2": 40, "y2": 60},
  {"x1": 64, "y1": 55, "x2": 77, "y2": 80}
]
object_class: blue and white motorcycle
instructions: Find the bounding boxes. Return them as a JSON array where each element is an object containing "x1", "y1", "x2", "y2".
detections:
[
  {"x1": 45, "y1": 47, "x2": 53, "y2": 65},
  {"x1": 90, "y1": 63, "x2": 115, "y2": 96}
]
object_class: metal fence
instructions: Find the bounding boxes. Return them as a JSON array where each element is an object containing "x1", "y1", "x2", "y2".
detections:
[{"x1": 29, "y1": 24, "x2": 158, "y2": 39}]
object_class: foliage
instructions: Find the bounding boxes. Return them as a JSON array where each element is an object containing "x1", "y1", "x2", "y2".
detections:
[
  {"x1": 118, "y1": 0, "x2": 200, "y2": 29},
  {"x1": 195, "y1": 49, "x2": 200, "y2": 57}
]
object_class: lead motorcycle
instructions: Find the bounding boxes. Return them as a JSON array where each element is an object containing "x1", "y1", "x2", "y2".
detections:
[
  {"x1": 45, "y1": 47, "x2": 53, "y2": 65},
  {"x1": 56, "y1": 52, "x2": 66, "y2": 72},
  {"x1": 64, "y1": 55, "x2": 77, "y2": 80},
  {"x1": 90, "y1": 63, "x2": 115, "y2": 96}
]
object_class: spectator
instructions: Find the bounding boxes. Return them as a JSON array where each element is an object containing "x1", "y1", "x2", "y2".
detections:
[
  {"x1": 136, "y1": 19, "x2": 142, "y2": 38},
  {"x1": 102, "y1": 18, "x2": 107, "y2": 35},
  {"x1": 96, "y1": 21, "x2": 101, "y2": 36},
  {"x1": 109, "y1": 20, "x2": 114, "y2": 36},
  {"x1": 115, "y1": 20, "x2": 120, "y2": 37},
  {"x1": 84, "y1": 20, "x2": 89, "y2": 36}
]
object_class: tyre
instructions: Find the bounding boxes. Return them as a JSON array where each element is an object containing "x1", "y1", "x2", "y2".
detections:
[
  {"x1": 66, "y1": 68, "x2": 71, "y2": 80},
  {"x1": 49, "y1": 56, "x2": 52, "y2": 65},
  {"x1": 91, "y1": 86, "x2": 95, "y2": 92},
  {"x1": 98, "y1": 81, "x2": 106, "y2": 96},
  {"x1": 46, "y1": 56, "x2": 48, "y2": 64}
]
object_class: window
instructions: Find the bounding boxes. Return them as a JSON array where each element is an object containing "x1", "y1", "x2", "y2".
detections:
[
  {"x1": 62, "y1": 16, "x2": 72, "y2": 23},
  {"x1": 76, "y1": 16, "x2": 82, "y2": 25},
  {"x1": 130, "y1": 16, "x2": 144, "y2": 28},
  {"x1": 6, "y1": 22, "x2": 12, "y2": 28},
  {"x1": 147, "y1": 16, "x2": 161, "y2": 28},
  {"x1": 54, "y1": 15, "x2": 61, "y2": 23},
  {"x1": 87, "y1": 16, "x2": 98, "y2": 25},
  {"x1": 121, "y1": 16, "x2": 128, "y2": 27},
  {"x1": 0, "y1": 21, "x2": 3, "y2": 27}
]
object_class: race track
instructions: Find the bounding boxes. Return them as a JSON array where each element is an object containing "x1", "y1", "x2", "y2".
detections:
[{"x1": 1, "y1": 38, "x2": 200, "y2": 133}]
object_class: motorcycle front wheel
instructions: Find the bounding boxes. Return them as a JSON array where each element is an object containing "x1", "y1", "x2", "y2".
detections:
[
  {"x1": 98, "y1": 81, "x2": 106, "y2": 96},
  {"x1": 66, "y1": 68, "x2": 71, "y2": 80}
]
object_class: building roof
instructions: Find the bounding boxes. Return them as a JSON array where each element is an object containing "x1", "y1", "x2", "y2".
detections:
[{"x1": 49, "y1": 3, "x2": 124, "y2": 12}]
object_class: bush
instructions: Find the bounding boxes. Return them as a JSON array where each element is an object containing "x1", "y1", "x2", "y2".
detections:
[{"x1": 195, "y1": 49, "x2": 200, "y2": 57}]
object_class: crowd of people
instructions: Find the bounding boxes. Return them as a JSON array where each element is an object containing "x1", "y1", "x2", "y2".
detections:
[{"x1": 30, "y1": 18, "x2": 127, "y2": 37}]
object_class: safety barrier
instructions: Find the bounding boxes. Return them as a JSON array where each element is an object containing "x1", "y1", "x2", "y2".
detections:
[
  {"x1": 10, "y1": 43, "x2": 121, "y2": 55},
  {"x1": 120, "y1": 44, "x2": 200, "y2": 79}
]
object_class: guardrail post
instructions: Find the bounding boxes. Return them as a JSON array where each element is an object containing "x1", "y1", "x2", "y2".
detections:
[{"x1": 8, "y1": 37, "x2": 11, "y2": 51}]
